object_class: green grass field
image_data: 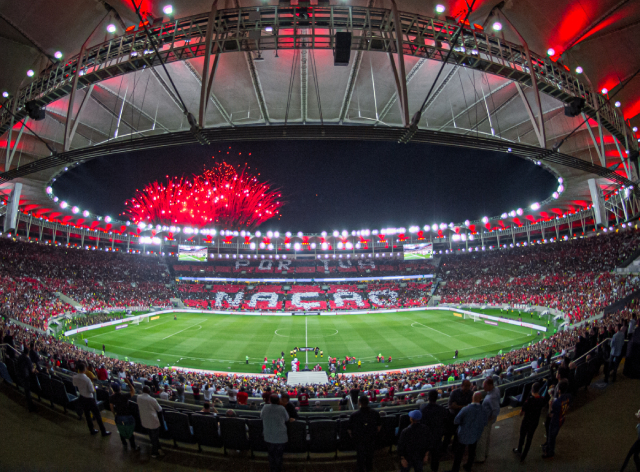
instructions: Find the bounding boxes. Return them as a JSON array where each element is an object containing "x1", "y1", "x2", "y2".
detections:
[
  {"x1": 70, "y1": 310, "x2": 545, "y2": 374},
  {"x1": 177, "y1": 254, "x2": 207, "y2": 262}
]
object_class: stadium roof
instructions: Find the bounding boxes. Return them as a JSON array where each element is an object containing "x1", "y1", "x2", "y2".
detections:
[{"x1": 0, "y1": 0, "x2": 638, "y2": 232}]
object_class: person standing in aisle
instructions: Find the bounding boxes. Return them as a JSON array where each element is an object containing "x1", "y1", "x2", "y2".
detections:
[
  {"x1": 138, "y1": 386, "x2": 165, "y2": 458},
  {"x1": 261, "y1": 394, "x2": 289, "y2": 472},
  {"x1": 348, "y1": 396, "x2": 381, "y2": 472},
  {"x1": 512, "y1": 382, "x2": 546, "y2": 462},
  {"x1": 73, "y1": 362, "x2": 111, "y2": 437}
]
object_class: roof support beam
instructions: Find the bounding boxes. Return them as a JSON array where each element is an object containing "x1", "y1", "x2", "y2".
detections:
[
  {"x1": 300, "y1": 50, "x2": 309, "y2": 123},
  {"x1": 199, "y1": 0, "x2": 219, "y2": 128},
  {"x1": 390, "y1": 0, "x2": 409, "y2": 128},
  {"x1": 515, "y1": 83, "x2": 545, "y2": 148},
  {"x1": 183, "y1": 61, "x2": 233, "y2": 126},
  {"x1": 63, "y1": 13, "x2": 112, "y2": 152},
  {"x1": 437, "y1": 80, "x2": 512, "y2": 131},
  {"x1": 495, "y1": 10, "x2": 546, "y2": 148},
  {"x1": 95, "y1": 81, "x2": 170, "y2": 133},
  {"x1": 67, "y1": 84, "x2": 95, "y2": 149},
  {"x1": 581, "y1": 112, "x2": 606, "y2": 166},
  {"x1": 378, "y1": 58, "x2": 426, "y2": 124},
  {"x1": 244, "y1": 52, "x2": 270, "y2": 125},
  {"x1": 465, "y1": 89, "x2": 519, "y2": 135},
  {"x1": 613, "y1": 136, "x2": 632, "y2": 180},
  {"x1": 338, "y1": 50, "x2": 364, "y2": 123},
  {"x1": 562, "y1": 0, "x2": 631, "y2": 53},
  {"x1": 5, "y1": 117, "x2": 27, "y2": 171}
]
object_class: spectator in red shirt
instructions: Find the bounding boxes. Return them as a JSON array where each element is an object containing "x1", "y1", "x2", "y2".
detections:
[
  {"x1": 96, "y1": 364, "x2": 109, "y2": 381},
  {"x1": 237, "y1": 386, "x2": 249, "y2": 405},
  {"x1": 298, "y1": 387, "x2": 310, "y2": 407}
]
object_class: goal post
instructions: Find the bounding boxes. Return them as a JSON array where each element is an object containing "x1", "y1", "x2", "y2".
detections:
[{"x1": 463, "y1": 312, "x2": 480, "y2": 322}]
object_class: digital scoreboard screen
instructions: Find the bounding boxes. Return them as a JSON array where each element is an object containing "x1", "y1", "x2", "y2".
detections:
[
  {"x1": 178, "y1": 245, "x2": 208, "y2": 262},
  {"x1": 403, "y1": 242, "x2": 433, "y2": 260}
]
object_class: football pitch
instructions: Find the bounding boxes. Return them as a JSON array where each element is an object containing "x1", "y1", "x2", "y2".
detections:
[
  {"x1": 177, "y1": 254, "x2": 207, "y2": 262},
  {"x1": 71, "y1": 310, "x2": 544, "y2": 374}
]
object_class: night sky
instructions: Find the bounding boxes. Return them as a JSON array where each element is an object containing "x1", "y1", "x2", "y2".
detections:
[{"x1": 53, "y1": 140, "x2": 557, "y2": 232}]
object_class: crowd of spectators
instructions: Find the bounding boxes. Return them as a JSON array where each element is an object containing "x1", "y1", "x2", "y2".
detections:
[{"x1": 438, "y1": 231, "x2": 640, "y2": 322}]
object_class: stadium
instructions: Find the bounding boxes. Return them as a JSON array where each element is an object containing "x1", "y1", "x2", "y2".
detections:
[{"x1": 0, "y1": 1, "x2": 640, "y2": 471}]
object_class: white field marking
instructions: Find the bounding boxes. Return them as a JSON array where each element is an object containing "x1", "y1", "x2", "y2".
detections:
[
  {"x1": 274, "y1": 329, "x2": 288, "y2": 337},
  {"x1": 162, "y1": 320, "x2": 208, "y2": 340},
  {"x1": 305, "y1": 317, "x2": 308, "y2": 364},
  {"x1": 143, "y1": 319, "x2": 174, "y2": 330},
  {"x1": 411, "y1": 320, "x2": 451, "y2": 337},
  {"x1": 447, "y1": 317, "x2": 535, "y2": 336}
]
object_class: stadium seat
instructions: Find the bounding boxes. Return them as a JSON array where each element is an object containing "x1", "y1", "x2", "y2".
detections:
[
  {"x1": 190, "y1": 414, "x2": 223, "y2": 450},
  {"x1": 36, "y1": 373, "x2": 54, "y2": 406},
  {"x1": 247, "y1": 419, "x2": 269, "y2": 456},
  {"x1": 29, "y1": 373, "x2": 42, "y2": 400},
  {"x1": 308, "y1": 420, "x2": 338, "y2": 457},
  {"x1": 219, "y1": 417, "x2": 250, "y2": 454},
  {"x1": 128, "y1": 400, "x2": 145, "y2": 434},
  {"x1": 50, "y1": 378, "x2": 78, "y2": 413},
  {"x1": 376, "y1": 415, "x2": 398, "y2": 452},
  {"x1": 164, "y1": 410, "x2": 195, "y2": 446},
  {"x1": 285, "y1": 420, "x2": 308, "y2": 454},
  {"x1": 500, "y1": 385, "x2": 522, "y2": 408},
  {"x1": 337, "y1": 419, "x2": 355, "y2": 452}
]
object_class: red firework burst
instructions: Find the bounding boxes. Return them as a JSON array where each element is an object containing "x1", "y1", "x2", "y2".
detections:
[{"x1": 124, "y1": 162, "x2": 283, "y2": 229}]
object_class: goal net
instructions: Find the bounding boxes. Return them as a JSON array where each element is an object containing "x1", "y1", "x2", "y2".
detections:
[
  {"x1": 131, "y1": 316, "x2": 149, "y2": 326},
  {"x1": 463, "y1": 312, "x2": 481, "y2": 322}
]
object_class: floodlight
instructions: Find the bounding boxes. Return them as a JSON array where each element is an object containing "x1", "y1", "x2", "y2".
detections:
[
  {"x1": 615, "y1": 101, "x2": 621, "y2": 107},
  {"x1": 492, "y1": 21, "x2": 502, "y2": 31},
  {"x1": 54, "y1": 51, "x2": 63, "y2": 59},
  {"x1": 547, "y1": 48, "x2": 555, "y2": 56},
  {"x1": 163, "y1": 5, "x2": 173, "y2": 15},
  {"x1": 601, "y1": 88, "x2": 608, "y2": 95},
  {"x1": 435, "y1": 4, "x2": 445, "y2": 13},
  {"x1": 107, "y1": 24, "x2": 116, "y2": 33},
  {"x1": 2, "y1": 92, "x2": 7, "y2": 98},
  {"x1": 575, "y1": 66, "x2": 583, "y2": 74},
  {"x1": 27, "y1": 70, "x2": 34, "y2": 77}
]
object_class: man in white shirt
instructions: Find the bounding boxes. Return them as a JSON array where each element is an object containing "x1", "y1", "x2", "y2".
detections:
[
  {"x1": 73, "y1": 362, "x2": 111, "y2": 437},
  {"x1": 159, "y1": 385, "x2": 171, "y2": 401},
  {"x1": 228, "y1": 385, "x2": 238, "y2": 407},
  {"x1": 137, "y1": 386, "x2": 165, "y2": 458},
  {"x1": 202, "y1": 384, "x2": 213, "y2": 402}
]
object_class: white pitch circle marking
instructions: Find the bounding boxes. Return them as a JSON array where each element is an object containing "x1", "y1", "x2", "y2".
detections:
[{"x1": 274, "y1": 329, "x2": 288, "y2": 337}]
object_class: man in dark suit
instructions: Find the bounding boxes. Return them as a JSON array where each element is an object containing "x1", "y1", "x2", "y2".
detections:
[
  {"x1": 607, "y1": 325, "x2": 626, "y2": 383},
  {"x1": 420, "y1": 389, "x2": 448, "y2": 471}
]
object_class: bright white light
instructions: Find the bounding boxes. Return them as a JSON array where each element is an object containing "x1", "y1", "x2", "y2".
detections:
[
  {"x1": 501, "y1": 213, "x2": 508, "y2": 219},
  {"x1": 346, "y1": 242, "x2": 353, "y2": 250},
  {"x1": 60, "y1": 201, "x2": 68, "y2": 209},
  {"x1": 321, "y1": 242, "x2": 328, "y2": 250},
  {"x1": 439, "y1": 223, "x2": 447, "y2": 230},
  {"x1": 575, "y1": 66, "x2": 583, "y2": 74},
  {"x1": 46, "y1": 186, "x2": 52, "y2": 194},
  {"x1": 268, "y1": 244, "x2": 274, "y2": 250},
  {"x1": 558, "y1": 177, "x2": 563, "y2": 183},
  {"x1": 27, "y1": 70, "x2": 34, "y2": 77},
  {"x1": 321, "y1": 231, "x2": 327, "y2": 237},
  {"x1": 615, "y1": 101, "x2": 621, "y2": 107},
  {"x1": 482, "y1": 216, "x2": 489, "y2": 223},
  {"x1": 255, "y1": 230, "x2": 261, "y2": 237},
  {"x1": 163, "y1": 5, "x2": 173, "y2": 15},
  {"x1": 265, "y1": 26, "x2": 273, "y2": 32},
  {"x1": 1, "y1": 92, "x2": 7, "y2": 98},
  {"x1": 342, "y1": 230, "x2": 348, "y2": 237},
  {"x1": 310, "y1": 243, "x2": 316, "y2": 249},
  {"x1": 517, "y1": 208, "x2": 523, "y2": 216},
  {"x1": 530, "y1": 202, "x2": 540, "y2": 210},
  {"x1": 285, "y1": 231, "x2": 291, "y2": 237},
  {"x1": 274, "y1": 231, "x2": 279, "y2": 238},
  {"x1": 435, "y1": 4, "x2": 445, "y2": 13},
  {"x1": 267, "y1": 231, "x2": 273, "y2": 238},
  {"x1": 601, "y1": 88, "x2": 608, "y2": 95},
  {"x1": 633, "y1": 127, "x2": 638, "y2": 132},
  {"x1": 294, "y1": 243, "x2": 301, "y2": 250},
  {"x1": 104, "y1": 216, "x2": 111, "y2": 223},
  {"x1": 464, "y1": 220, "x2": 470, "y2": 227},
  {"x1": 558, "y1": 185, "x2": 564, "y2": 193},
  {"x1": 492, "y1": 21, "x2": 502, "y2": 31},
  {"x1": 71, "y1": 206, "x2": 79, "y2": 214},
  {"x1": 431, "y1": 224, "x2": 438, "y2": 231},
  {"x1": 337, "y1": 242, "x2": 344, "y2": 249},
  {"x1": 509, "y1": 210, "x2": 516, "y2": 217},
  {"x1": 333, "y1": 230, "x2": 339, "y2": 237},
  {"x1": 553, "y1": 192, "x2": 559, "y2": 199},
  {"x1": 547, "y1": 48, "x2": 555, "y2": 56},
  {"x1": 54, "y1": 51, "x2": 63, "y2": 59},
  {"x1": 297, "y1": 231, "x2": 303, "y2": 237},
  {"x1": 107, "y1": 24, "x2": 116, "y2": 33}
]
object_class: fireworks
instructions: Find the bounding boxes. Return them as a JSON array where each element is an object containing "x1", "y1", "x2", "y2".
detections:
[{"x1": 124, "y1": 162, "x2": 283, "y2": 229}]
